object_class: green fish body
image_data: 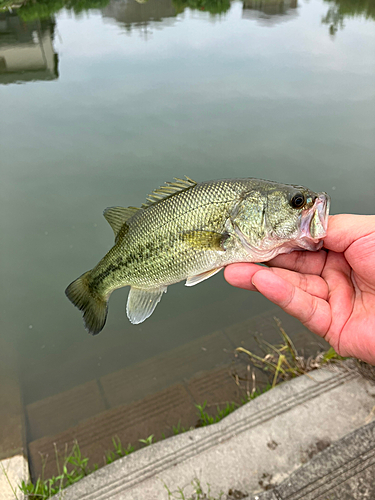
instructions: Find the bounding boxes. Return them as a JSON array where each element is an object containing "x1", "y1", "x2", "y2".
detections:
[{"x1": 65, "y1": 177, "x2": 330, "y2": 334}]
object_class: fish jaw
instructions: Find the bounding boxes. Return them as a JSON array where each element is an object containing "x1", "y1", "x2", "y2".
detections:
[{"x1": 297, "y1": 193, "x2": 330, "y2": 251}]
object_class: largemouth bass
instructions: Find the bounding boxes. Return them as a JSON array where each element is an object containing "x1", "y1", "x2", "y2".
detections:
[{"x1": 65, "y1": 177, "x2": 330, "y2": 334}]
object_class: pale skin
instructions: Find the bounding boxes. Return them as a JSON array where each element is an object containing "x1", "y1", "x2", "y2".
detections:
[{"x1": 224, "y1": 215, "x2": 375, "y2": 365}]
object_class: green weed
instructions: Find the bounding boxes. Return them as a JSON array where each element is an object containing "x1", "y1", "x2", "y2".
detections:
[
  {"x1": 105, "y1": 436, "x2": 134, "y2": 465},
  {"x1": 139, "y1": 434, "x2": 154, "y2": 446},
  {"x1": 172, "y1": 420, "x2": 190, "y2": 435},
  {"x1": 165, "y1": 477, "x2": 224, "y2": 500},
  {"x1": 195, "y1": 401, "x2": 238, "y2": 427},
  {"x1": 235, "y1": 317, "x2": 345, "y2": 388},
  {"x1": 19, "y1": 441, "x2": 96, "y2": 499}
]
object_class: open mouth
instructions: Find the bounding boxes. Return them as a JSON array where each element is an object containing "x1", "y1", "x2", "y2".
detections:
[{"x1": 300, "y1": 193, "x2": 330, "y2": 248}]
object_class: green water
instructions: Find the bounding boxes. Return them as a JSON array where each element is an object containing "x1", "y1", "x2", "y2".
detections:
[{"x1": 1, "y1": 0, "x2": 374, "y2": 413}]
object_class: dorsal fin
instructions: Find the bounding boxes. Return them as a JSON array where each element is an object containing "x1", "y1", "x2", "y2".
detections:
[
  {"x1": 103, "y1": 206, "x2": 139, "y2": 237},
  {"x1": 141, "y1": 176, "x2": 197, "y2": 209}
]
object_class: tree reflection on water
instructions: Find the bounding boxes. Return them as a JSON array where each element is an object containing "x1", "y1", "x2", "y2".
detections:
[
  {"x1": 14, "y1": 0, "x2": 109, "y2": 20},
  {"x1": 3, "y1": 0, "x2": 375, "y2": 33},
  {"x1": 242, "y1": 0, "x2": 298, "y2": 25},
  {"x1": 173, "y1": 0, "x2": 230, "y2": 15},
  {"x1": 322, "y1": 0, "x2": 375, "y2": 35}
]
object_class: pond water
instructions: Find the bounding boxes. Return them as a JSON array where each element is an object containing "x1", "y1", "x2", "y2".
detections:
[{"x1": 1, "y1": 0, "x2": 375, "y2": 436}]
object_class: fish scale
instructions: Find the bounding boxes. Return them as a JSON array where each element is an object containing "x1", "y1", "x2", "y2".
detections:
[
  {"x1": 65, "y1": 177, "x2": 330, "y2": 334},
  {"x1": 100, "y1": 180, "x2": 238, "y2": 288}
]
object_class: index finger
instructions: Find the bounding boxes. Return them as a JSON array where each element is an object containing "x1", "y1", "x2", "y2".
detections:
[{"x1": 251, "y1": 269, "x2": 331, "y2": 337}]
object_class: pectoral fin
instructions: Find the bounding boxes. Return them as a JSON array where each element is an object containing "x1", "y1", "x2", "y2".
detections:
[
  {"x1": 185, "y1": 267, "x2": 224, "y2": 287},
  {"x1": 126, "y1": 286, "x2": 167, "y2": 324},
  {"x1": 181, "y1": 231, "x2": 227, "y2": 252}
]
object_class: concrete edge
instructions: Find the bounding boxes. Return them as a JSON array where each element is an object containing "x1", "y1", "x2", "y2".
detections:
[
  {"x1": 0, "y1": 339, "x2": 29, "y2": 500},
  {"x1": 0, "y1": 454, "x2": 28, "y2": 500},
  {"x1": 252, "y1": 419, "x2": 375, "y2": 500},
  {"x1": 52, "y1": 365, "x2": 358, "y2": 500}
]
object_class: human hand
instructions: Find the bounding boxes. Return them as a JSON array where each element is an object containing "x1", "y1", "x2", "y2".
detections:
[{"x1": 224, "y1": 215, "x2": 375, "y2": 365}]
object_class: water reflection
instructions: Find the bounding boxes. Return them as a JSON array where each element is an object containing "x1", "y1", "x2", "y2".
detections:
[
  {"x1": 102, "y1": 0, "x2": 232, "y2": 35},
  {"x1": 242, "y1": 0, "x2": 298, "y2": 24},
  {"x1": 322, "y1": 0, "x2": 375, "y2": 35},
  {"x1": 173, "y1": 0, "x2": 231, "y2": 15},
  {"x1": 102, "y1": 0, "x2": 177, "y2": 35},
  {"x1": 7, "y1": 0, "x2": 375, "y2": 43},
  {"x1": 16, "y1": 0, "x2": 109, "y2": 21},
  {"x1": 0, "y1": 12, "x2": 58, "y2": 84}
]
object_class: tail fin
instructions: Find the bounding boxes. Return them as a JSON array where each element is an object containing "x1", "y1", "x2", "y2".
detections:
[{"x1": 65, "y1": 271, "x2": 108, "y2": 335}]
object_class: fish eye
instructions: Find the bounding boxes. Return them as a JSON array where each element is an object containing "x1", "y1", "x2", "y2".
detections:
[{"x1": 290, "y1": 192, "x2": 306, "y2": 209}]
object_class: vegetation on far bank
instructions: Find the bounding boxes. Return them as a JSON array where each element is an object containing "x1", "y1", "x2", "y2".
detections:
[{"x1": 1, "y1": 0, "x2": 374, "y2": 27}]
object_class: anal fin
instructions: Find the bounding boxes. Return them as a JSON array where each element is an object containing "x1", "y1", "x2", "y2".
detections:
[
  {"x1": 126, "y1": 286, "x2": 167, "y2": 324},
  {"x1": 185, "y1": 267, "x2": 223, "y2": 287}
]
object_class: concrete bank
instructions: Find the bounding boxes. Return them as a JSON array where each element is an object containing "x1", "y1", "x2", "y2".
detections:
[
  {"x1": 51, "y1": 363, "x2": 375, "y2": 499},
  {"x1": 253, "y1": 419, "x2": 375, "y2": 500},
  {"x1": 0, "y1": 339, "x2": 28, "y2": 500}
]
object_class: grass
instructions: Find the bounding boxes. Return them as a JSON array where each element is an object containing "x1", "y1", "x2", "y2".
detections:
[
  {"x1": 17, "y1": 398, "x2": 252, "y2": 499},
  {"x1": 105, "y1": 436, "x2": 135, "y2": 465},
  {"x1": 234, "y1": 317, "x2": 345, "y2": 389},
  {"x1": 19, "y1": 441, "x2": 96, "y2": 499},
  {"x1": 163, "y1": 477, "x2": 248, "y2": 499},
  {"x1": 195, "y1": 401, "x2": 239, "y2": 427},
  {"x1": 19, "y1": 435, "x2": 155, "y2": 498},
  {"x1": 164, "y1": 477, "x2": 225, "y2": 500}
]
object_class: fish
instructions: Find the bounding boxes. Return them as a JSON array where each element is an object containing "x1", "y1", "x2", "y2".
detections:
[{"x1": 65, "y1": 177, "x2": 330, "y2": 334}]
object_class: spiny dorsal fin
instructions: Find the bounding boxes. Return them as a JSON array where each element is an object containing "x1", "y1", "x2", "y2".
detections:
[
  {"x1": 141, "y1": 176, "x2": 197, "y2": 209},
  {"x1": 103, "y1": 206, "x2": 139, "y2": 237}
]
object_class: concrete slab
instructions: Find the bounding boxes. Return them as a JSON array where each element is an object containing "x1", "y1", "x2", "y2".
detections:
[
  {"x1": 186, "y1": 365, "x2": 247, "y2": 412},
  {"x1": 0, "y1": 455, "x2": 28, "y2": 500},
  {"x1": 0, "y1": 372, "x2": 26, "y2": 462},
  {"x1": 0, "y1": 338, "x2": 28, "y2": 500},
  {"x1": 51, "y1": 364, "x2": 375, "y2": 500},
  {"x1": 253, "y1": 420, "x2": 375, "y2": 500},
  {"x1": 26, "y1": 379, "x2": 108, "y2": 442},
  {"x1": 100, "y1": 329, "x2": 233, "y2": 408},
  {"x1": 0, "y1": 340, "x2": 26, "y2": 461},
  {"x1": 29, "y1": 383, "x2": 197, "y2": 481}
]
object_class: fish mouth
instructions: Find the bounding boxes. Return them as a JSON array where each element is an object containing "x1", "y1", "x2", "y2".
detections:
[{"x1": 298, "y1": 193, "x2": 330, "y2": 250}]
